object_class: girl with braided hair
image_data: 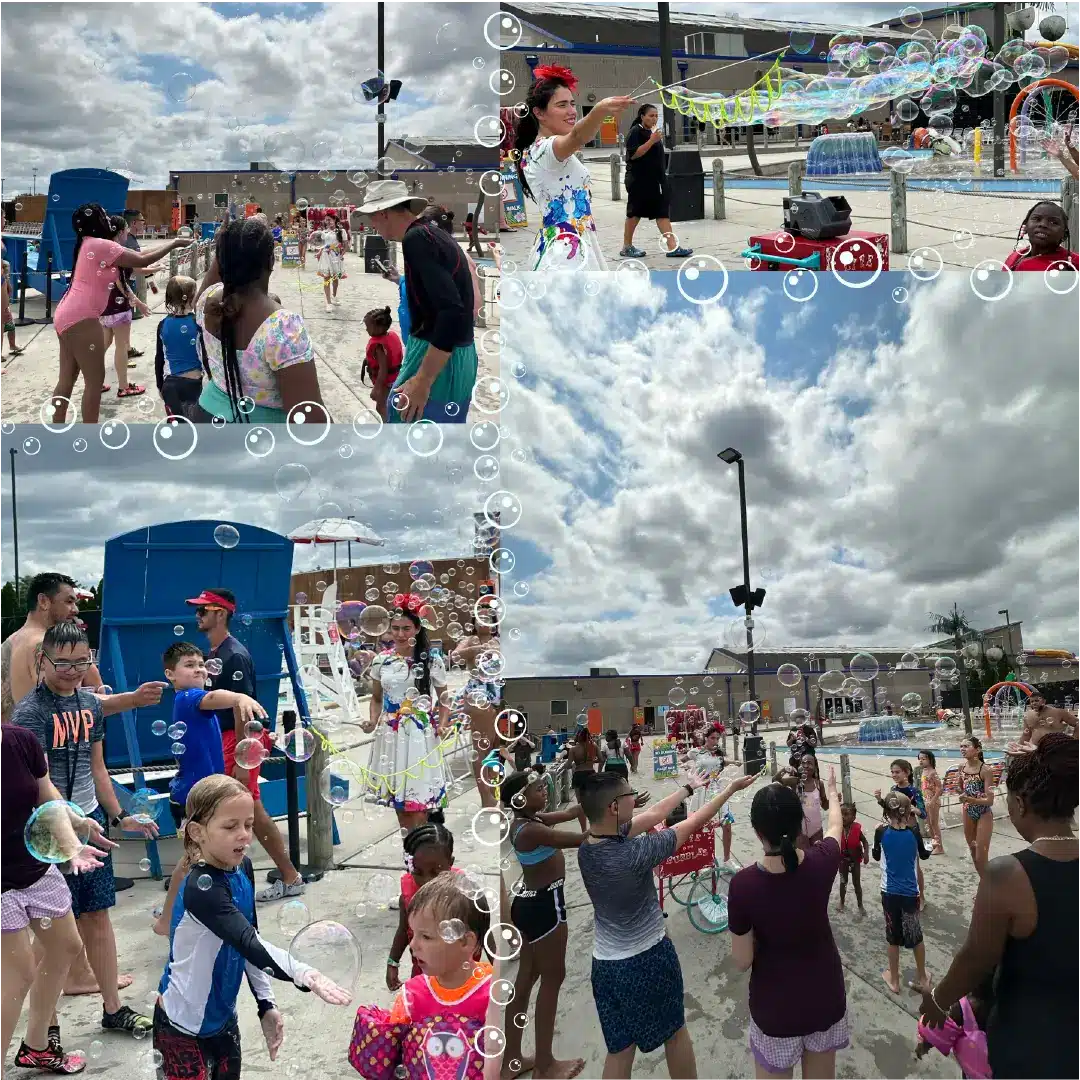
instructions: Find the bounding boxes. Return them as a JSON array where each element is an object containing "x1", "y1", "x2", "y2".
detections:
[
  {"x1": 363, "y1": 596, "x2": 453, "y2": 834},
  {"x1": 919, "y1": 734, "x2": 1077, "y2": 1079},
  {"x1": 1004, "y1": 201, "x2": 1077, "y2": 271},
  {"x1": 512, "y1": 64, "x2": 635, "y2": 270},
  {"x1": 193, "y1": 217, "x2": 327, "y2": 424}
]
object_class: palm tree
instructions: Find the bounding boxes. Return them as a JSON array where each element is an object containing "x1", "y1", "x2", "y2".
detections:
[{"x1": 926, "y1": 604, "x2": 976, "y2": 734}]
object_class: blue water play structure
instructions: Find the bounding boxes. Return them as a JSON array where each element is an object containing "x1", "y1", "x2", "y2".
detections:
[
  {"x1": 805, "y1": 132, "x2": 883, "y2": 176},
  {"x1": 2, "y1": 169, "x2": 130, "y2": 302},
  {"x1": 97, "y1": 519, "x2": 313, "y2": 877}
]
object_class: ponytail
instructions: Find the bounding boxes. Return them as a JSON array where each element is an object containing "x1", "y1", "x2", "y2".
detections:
[
  {"x1": 778, "y1": 833, "x2": 799, "y2": 873},
  {"x1": 513, "y1": 113, "x2": 541, "y2": 201}
]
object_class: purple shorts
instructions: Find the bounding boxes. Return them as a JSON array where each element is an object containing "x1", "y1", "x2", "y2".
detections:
[
  {"x1": 1, "y1": 865, "x2": 73, "y2": 933},
  {"x1": 100, "y1": 310, "x2": 133, "y2": 329},
  {"x1": 749, "y1": 1015, "x2": 849, "y2": 1073}
]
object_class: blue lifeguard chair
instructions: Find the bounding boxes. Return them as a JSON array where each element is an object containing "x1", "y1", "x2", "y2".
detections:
[
  {"x1": 3, "y1": 169, "x2": 130, "y2": 302},
  {"x1": 97, "y1": 520, "x2": 311, "y2": 876}
]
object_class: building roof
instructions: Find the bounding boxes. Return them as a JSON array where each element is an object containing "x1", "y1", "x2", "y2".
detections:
[
  {"x1": 507, "y1": 2, "x2": 918, "y2": 41},
  {"x1": 705, "y1": 646, "x2": 937, "y2": 673}
]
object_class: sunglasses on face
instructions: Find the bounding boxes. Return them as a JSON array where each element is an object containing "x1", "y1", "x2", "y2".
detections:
[
  {"x1": 42, "y1": 653, "x2": 92, "y2": 673},
  {"x1": 196, "y1": 606, "x2": 226, "y2": 617}
]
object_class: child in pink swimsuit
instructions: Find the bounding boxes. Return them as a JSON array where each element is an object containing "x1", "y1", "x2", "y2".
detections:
[{"x1": 51, "y1": 203, "x2": 185, "y2": 424}]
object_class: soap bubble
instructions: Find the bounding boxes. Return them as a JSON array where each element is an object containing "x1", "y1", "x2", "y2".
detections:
[
  {"x1": 151, "y1": 719, "x2": 167, "y2": 736},
  {"x1": 283, "y1": 727, "x2": 316, "y2": 762},
  {"x1": 139, "y1": 858, "x2": 151, "y2": 872},
  {"x1": 483, "y1": 922, "x2": 523, "y2": 962},
  {"x1": 213, "y1": 524, "x2": 240, "y2": 549},
  {"x1": 234, "y1": 737, "x2": 268, "y2": 769},
  {"x1": 205, "y1": 658, "x2": 223, "y2": 676},
  {"x1": 24, "y1": 801, "x2": 93, "y2": 864},
  {"x1": 288, "y1": 919, "x2": 361, "y2": 990},
  {"x1": 817, "y1": 669, "x2": 846, "y2": 695},
  {"x1": 279, "y1": 899, "x2": 312, "y2": 936},
  {"x1": 848, "y1": 652, "x2": 880, "y2": 682},
  {"x1": 777, "y1": 663, "x2": 802, "y2": 688},
  {"x1": 901, "y1": 692, "x2": 923, "y2": 714},
  {"x1": 167, "y1": 722, "x2": 187, "y2": 740},
  {"x1": 197, "y1": 874, "x2": 213, "y2": 890},
  {"x1": 358, "y1": 605, "x2": 391, "y2": 637},
  {"x1": 439, "y1": 918, "x2": 466, "y2": 942}
]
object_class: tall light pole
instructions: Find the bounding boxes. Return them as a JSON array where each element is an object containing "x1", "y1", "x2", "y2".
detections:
[
  {"x1": 998, "y1": 607, "x2": 1013, "y2": 661},
  {"x1": 657, "y1": 3, "x2": 676, "y2": 147},
  {"x1": 31, "y1": 168, "x2": 38, "y2": 197},
  {"x1": 9, "y1": 447, "x2": 20, "y2": 607},
  {"x1": 717, "y1": 448, "x2": 765, "y2": 704},
  {"x1": 377, "y1": 2, "x2": 386, "y2": 163}
]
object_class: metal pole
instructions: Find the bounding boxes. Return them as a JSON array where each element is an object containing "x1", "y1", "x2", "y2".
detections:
[
  {"x1": 610, "y1": 153, "x2": 622, "y2": 201},
  {"x1": 14, "y1": 247, "x2": 34, "y2": 326},
  {"x1": 992, "y1": 3, "x2": 1007, "y2": 177},
  {"x1": 737, "y1": 458, "x2": 756, "y2": 703},
  {"x1": 712, "y1": 158, "x2": 726, "y2": 220},
  {"x1": 377, "y1": 2, "x2": 386, "y2": 164},
  {"x1": 43, "y1": 253, "x2": 53, "y2": 323},
  {"x1": 1001, "y1": 608, "x2": 1013, "y2": 660},
  {"x1": 657, "y1": 3, "x2": 676, "y2": 147},
  {"x1": 282, "y1": 710, "x2": 302, "y2": 873},
  {"x1": 9, "y1": 448, "x2": 19, "y2": 608}
]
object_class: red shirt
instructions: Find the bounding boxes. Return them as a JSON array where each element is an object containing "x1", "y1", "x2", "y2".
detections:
[
  {"x1": 365, "y1": 330, "x2": 403, "y2": 385},
  {"x1": 841, "y1": 821, "x2": 864, "y2": 859},
  {"x1": 1003, "y1": 247, "x2": 1079, "y2": 272}
]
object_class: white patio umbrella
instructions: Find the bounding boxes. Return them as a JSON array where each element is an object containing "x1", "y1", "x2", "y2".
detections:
[{"x1": 287, "y1": 517, "x2": 385, "y2": 581}]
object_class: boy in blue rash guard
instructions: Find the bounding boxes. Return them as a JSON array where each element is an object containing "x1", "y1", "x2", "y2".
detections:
[
  {"x1": 152, "y1": 643, "x2": 268, "y2": 939},
  {"x1": 872, "y1": 790, "x2": 932, "y2": 995},
  {"x1": 154, "y1": 775, "x2": 352, "y2": 1079},
  {"x1": 155, "y1": 275, "x2": 203, "y2": 419}
]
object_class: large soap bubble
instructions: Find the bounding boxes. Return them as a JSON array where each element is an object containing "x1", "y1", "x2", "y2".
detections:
[
  {"x1": 24, "y1": 801, "x2": 94, "y2": 864},
  {"x1": 288, "y1": 919, "x2": 361, "y2": 990}
]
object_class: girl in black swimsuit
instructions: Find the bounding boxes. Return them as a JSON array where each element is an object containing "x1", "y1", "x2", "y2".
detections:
[
  {"x1": 567, "y1": 728, "x2": 599, "y2": 832},
  {"x1": 501, "y1": 770, "x2": 587, "y2": 1080}
]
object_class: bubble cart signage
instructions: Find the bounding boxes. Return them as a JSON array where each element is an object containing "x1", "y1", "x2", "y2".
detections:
[
  {"x1": 655, "y1": 821, "x2": 717, "y2": 878},
  {"x1": 652, "y1": 740, "x2": 679, "y2": 779},
  {"x1": 499, "y1": 156, "x2": 527, "y2": 230},
  {"x1": 280, "y1": 235, "x2": 301, "y2": 268}
]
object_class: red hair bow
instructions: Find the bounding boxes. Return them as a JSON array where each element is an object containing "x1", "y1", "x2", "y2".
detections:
[
  {"x1": 393, "y1": 593, "x2": 424, "y2": 614},
  {"x1": 534, "y1": 64, "x2": 578, "y2": 93}
]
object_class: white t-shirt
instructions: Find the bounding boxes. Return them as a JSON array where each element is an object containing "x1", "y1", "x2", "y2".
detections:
[{"x1": 369, "y1": 652, "x2": 447, "y2": 710}]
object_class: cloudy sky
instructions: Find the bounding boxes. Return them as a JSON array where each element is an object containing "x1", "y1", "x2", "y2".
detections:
[
  {"x1": 0, "y1": 1, "x2": 500, "y2": 196},
  {"x1": 0, "y1": 421, "x2": 517, "y2": 593},
  {"x1": 498, "y1": 270, "x2": 1079, "y2": 676}
]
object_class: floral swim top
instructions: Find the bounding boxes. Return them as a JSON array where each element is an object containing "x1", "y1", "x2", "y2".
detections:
[
  {"x1": 195, "y1": 283, "x2": 315, "y2": 409},
  {"x1": 522, "y1": 136, "x2": 605, "y2": 271}
]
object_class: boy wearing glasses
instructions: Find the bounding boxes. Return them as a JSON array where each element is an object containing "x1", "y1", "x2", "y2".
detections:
[{"x1": 11, "y1": 622, "x2": 164, "y2": 1039}]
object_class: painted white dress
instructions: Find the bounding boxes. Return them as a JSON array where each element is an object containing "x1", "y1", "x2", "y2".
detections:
[
  {"x1": 368, "y1": 652, "x2": 451, "y2": 812},
  {"x1": 522, "y1": 136, "x2": 606, "y2": 271},
  {"x1": 312, "y1": 229, "x2": 345, "y2": 280},
  {"x1": 687, "y1": 749, "x2": 736, "y2": 826}
]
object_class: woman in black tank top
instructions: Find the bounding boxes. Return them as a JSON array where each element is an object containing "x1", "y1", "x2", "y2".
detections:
[{"x1": 918, "y1": 734, "x2": 1078, "y2": 1078}]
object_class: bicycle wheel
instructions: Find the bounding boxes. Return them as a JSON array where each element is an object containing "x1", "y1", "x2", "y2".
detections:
[
  {"x1": 687, "y1": 877, "x2": 729, "y2": 934},
  {"x1": 666, "y1": 871, "x2": 702, "y2": 907}
]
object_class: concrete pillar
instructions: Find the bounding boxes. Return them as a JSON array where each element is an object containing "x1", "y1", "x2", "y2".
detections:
[
  {"x1": 712, "y1": 158, "x2": 726, "y2": 220},
  {"x1": 768, "y1": 740, "x2": 778, "y2": 777},
  {"x1": 788, "y1": 159, "x2": 805, "y2": 197},
  {"x1": 610, "y1": 153, "x2": 622, "y2": 202}
]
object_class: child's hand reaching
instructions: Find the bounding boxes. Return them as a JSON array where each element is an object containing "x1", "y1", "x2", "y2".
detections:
[
  {"x1": 260, "y1": 1008, "x2": 284, "y2": 1060},
  {"x1": 299, "y1": 969, "x2": 353, "y2": 1005}
]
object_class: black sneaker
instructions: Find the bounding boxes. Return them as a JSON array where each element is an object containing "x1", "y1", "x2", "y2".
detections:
[{"x1": 101, "y1": 1005, "x2": 153, "y2": 1037}]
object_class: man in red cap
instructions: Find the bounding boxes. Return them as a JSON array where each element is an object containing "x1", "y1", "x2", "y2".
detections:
[{"x1": 185, "y1": 588, "x2": 306, "y2": 903}]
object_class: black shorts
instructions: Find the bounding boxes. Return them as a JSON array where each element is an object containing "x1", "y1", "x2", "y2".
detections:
[
  {"x1": 881, "y1": 892, "x2": 922, "y2": 949},
  {"x1": 510, "y1": 879, "x2": 566, "y2": 943},
  {"x1": 572, "y1": 771, "x2": 592, "y2": 795},
  {"x1": 153, "y1": 1003, "x2": 241, "y2": 1080},
  {"x1": 604, "y1": 762, "x2": 629, "y2": 781}
]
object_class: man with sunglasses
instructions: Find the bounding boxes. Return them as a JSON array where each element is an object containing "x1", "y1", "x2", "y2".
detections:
[{"x1": 185, "y1": 588, "x2": 306, "y2": 903}]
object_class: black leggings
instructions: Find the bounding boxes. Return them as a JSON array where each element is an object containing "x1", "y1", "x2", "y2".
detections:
[
  {"x1": 153, "y1": 1004, "x2": 241, "y2": 1080},
  {"x1": 161, "y1": 375, "x2": 204, "y2": 420}
]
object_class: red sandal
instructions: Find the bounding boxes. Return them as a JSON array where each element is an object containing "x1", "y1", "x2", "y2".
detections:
[{"x1": 117, "y1": 384, "x2": 145, "y2": 398}]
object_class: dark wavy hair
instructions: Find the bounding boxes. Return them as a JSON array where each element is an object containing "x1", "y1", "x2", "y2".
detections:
[
  {"x1": 393, "y1": 605, "x2": 431, "y2": 700},
  {"x1": 750, "y1": 782, "x2": 804, "y2": 872},
  {"x1": 1006, "y1": 733, "x2": 1078, "y2": 821},
  {"x1": 71, "y1": 203, "x2": 114, "y2": 271},
  {"x1": 632, "y1": 102, "x2": 658, "y2": 127},
  {"x1": 513, "y1": 71, "x2": 575, "y2": 201},
  {"x1": 419, "y1": 204, "x2": 455, "y2": 235},
  {"x1": 198, "y1": 218, "x2": 274, "y2": 422}
]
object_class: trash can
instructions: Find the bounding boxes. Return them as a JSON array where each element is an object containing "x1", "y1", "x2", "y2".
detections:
[
  {"x1": 363, "y1": 232, "x2": 390, "y2": 274},
  {"x1": 666, "y1": 145, "x2": 705, "y2": 222}
]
